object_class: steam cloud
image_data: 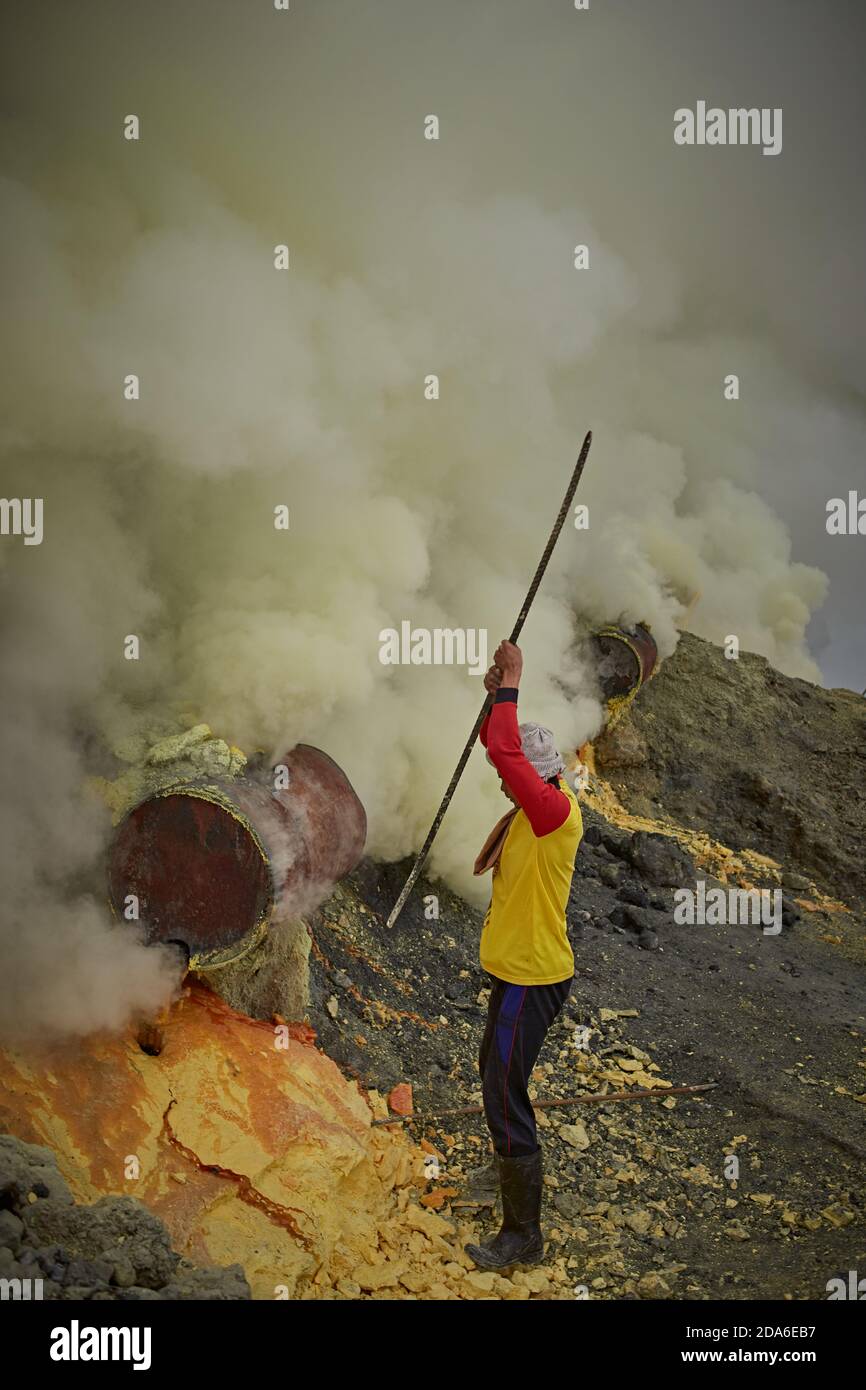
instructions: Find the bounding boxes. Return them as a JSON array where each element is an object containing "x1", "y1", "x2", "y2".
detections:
[{"x1": 2, "y1": 0, "x2": 860, "y2": 1041}]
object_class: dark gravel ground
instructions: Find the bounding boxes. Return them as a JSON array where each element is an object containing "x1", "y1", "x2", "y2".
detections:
[{"x1": 307, "y1": 803, "x2": 866, "y2": 1300}]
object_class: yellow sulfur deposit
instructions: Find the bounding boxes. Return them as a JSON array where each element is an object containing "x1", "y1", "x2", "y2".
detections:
[
  {"x1": 89, "y1": 721, "x2": 248, "y2": 825},
  {"x1": 0, "y1": 983, "x2": 525, "y2": 1300}
]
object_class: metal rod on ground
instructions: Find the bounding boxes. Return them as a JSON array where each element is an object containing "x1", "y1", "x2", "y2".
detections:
[
  {"x1": 385, "y1": 429, "x2": 594, "y2": 929},
  {"x1": 371, "y1": 1080, "x2": 718, "y2": 1126}
]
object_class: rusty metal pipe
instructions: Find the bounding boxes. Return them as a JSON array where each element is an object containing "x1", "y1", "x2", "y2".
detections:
[
  {"x1": 108, "y1": 744, "x2": 366, "y2": 970},
  {"x1": 593, "y1": 622, "x2": 659, "y2": 699}
]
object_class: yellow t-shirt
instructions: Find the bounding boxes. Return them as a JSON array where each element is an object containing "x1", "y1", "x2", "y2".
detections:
[{"x1": 479, "y1": 778, "x2": 582, "y2": 985}]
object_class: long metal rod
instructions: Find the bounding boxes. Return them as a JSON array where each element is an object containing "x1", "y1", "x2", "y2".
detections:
[
  {"x1": 371, "y1": 1080, "x2": 718, "y2": 1126},
  {"x1": 385, "y1": 431, "x2": 593, "y2": 929}
]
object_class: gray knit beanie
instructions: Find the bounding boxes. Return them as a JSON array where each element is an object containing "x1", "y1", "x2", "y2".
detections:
[{"x1": 487, "y1": 721, "x2": 565, "y2": 781}]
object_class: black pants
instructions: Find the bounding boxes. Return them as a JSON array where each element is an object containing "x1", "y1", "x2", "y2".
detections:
[{"x1": 479, "y1": 973, "x2": 573, "y2": 1157}]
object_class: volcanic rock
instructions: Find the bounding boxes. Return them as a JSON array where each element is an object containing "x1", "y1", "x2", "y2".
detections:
[
  {"x1": 606, "y1": 633, "x2": 866, "y2": 908},
  {"x1": 628, "y1": 831, "x2": 696, "y2": 886}
]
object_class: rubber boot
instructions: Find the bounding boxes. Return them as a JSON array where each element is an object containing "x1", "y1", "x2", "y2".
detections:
[
  {"x1": 464, "y1": 1149, "x2": 544, "y2": 1270},
  {"x1": 457, "y1": 1156, "x2": 499, "y2": 1207}
]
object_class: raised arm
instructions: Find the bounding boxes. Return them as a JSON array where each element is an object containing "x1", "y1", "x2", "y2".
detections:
[
  {"x1": 487, "y1": 695, "x2": 570, "y2": 835},
  {"x1": 482, "y1": 641, "x2": 570, "y2": 837}
]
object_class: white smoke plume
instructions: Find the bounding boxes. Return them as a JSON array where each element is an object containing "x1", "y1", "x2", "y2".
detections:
[{"x1": 1, "y1": 0, "x2": 861, "y2": 1039}]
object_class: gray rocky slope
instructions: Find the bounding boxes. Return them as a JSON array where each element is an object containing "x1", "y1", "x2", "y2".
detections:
[{"x1": 599, "y1": 632, "x2": 866, "y2": 912}]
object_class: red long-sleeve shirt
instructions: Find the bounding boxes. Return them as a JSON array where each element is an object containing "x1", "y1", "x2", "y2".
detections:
[{"x1": 479, "y1": 688, "x2": 570, "y2": 837}]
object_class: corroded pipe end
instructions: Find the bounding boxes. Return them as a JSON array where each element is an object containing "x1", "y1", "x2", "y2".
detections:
[
  {"x1": 107, "y1": 744, "x2": 367, "y2": 970},
  {"x1": 108, "y1": 787, "x2": 274, "y2": 969}
]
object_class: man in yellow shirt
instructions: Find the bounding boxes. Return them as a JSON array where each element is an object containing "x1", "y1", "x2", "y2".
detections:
[{"x1": 465, "y1": 640, "x2": 582, "y2": 1271}]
